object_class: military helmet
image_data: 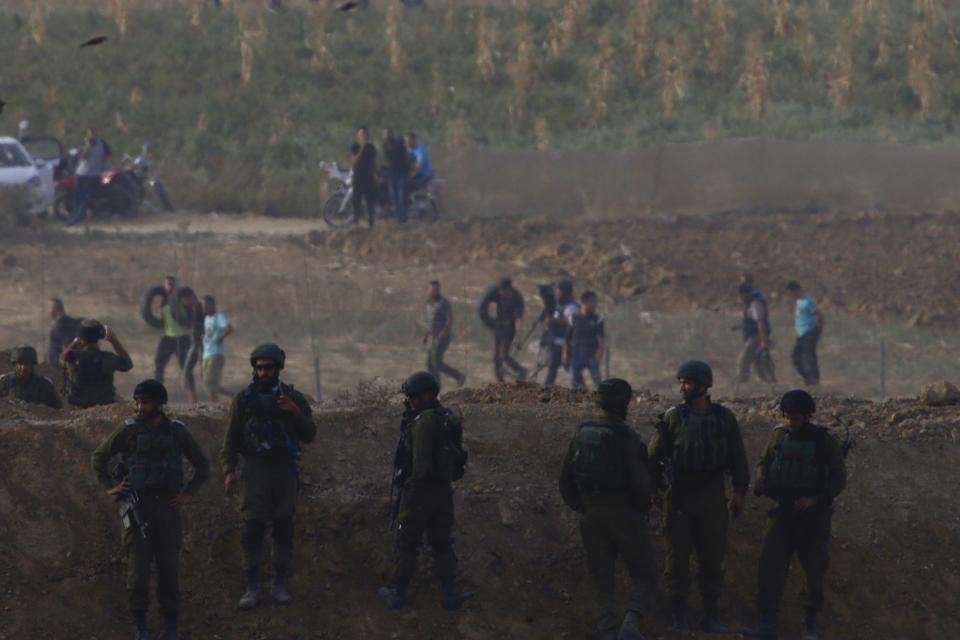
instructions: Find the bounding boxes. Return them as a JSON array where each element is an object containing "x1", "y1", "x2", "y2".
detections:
[
  {"x1": 779, "y1": 389, "x2": 816, "y2": 415},
  {"x1": 78, "y1": 319, "x2": 106, "y2": 342},
  {"x1": 596, "y1": 378, "x2": 633, "y2": 411},
  {"x1": 133, "y1": 379, "x2": 168, "y2": 405},
  {"x1": 401, "y1": 371, "x2": 441, "y2": 396},
  {"x1": 677, "y1": 360, "x2": 713, "y2": 387},
  {"x1": 10, "y1": 345, "x2": 38, "y2": 365},
  {"x1": 249, "y1": 343, "x2": 286, "y2": 370}
]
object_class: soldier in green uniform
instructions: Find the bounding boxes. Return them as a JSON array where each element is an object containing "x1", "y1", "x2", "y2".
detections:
[
  {"x1": 559, "y1": 378, "x2": 656, "y2": 640},
  {"x1": 60, "y1": 319, "x2": 134, "y2": 408},
  {"x1": 0, "y1": 345, "x2": 61, "y2": 408},
  {"x1": 742, "y1": 390, "x2": 847, "y2": 640},
  {"x1": 378, "y1": 371, "x2": 470, "y2": 611},
  {"x1": 220, "y1": 343, "x2": 317, "y2": 610},
  {"x1": 648, "y1": 360, "x2": 750, "y2": 633},
  {"x1": 91, "y1": 379, "x2": 210, "y2": 640}
]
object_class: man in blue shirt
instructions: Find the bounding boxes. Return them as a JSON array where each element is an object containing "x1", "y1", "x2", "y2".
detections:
[
  {"x1": 787, "y1": 281, "x2": 823, "y2": 386},
  {"x1": 563, "y1": 291, "x2": 605, "y2": 389},
  {"x1": 202, "y1": 295, "x2": 233, "y2": 401},
  {"x1": 405, "y1": 132, "x2": 434, "y2": 193}
]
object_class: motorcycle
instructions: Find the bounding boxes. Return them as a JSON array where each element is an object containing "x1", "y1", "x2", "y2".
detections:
[
  {"x1": 320, "y1": 161, "x2": 441, "y2": 229},
  {"x1": 54, "y1": 143, "x2": 174, "y2": 221}
]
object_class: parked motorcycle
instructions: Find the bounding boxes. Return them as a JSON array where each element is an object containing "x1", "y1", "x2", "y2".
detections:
[
  {"x1": 54, "y1": 143, "x2": 174, "y2": 221},
  {"x1": 320, "y1": 161, "x2": 440, "y2": 228}
]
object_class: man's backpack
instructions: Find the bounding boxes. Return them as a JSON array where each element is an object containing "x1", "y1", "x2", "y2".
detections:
[{"x1": 573, "y1": 422, "x2": 628, "y2": 492}]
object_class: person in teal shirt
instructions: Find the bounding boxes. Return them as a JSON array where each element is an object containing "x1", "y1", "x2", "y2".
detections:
[
  {"x1": 787, "y1": 281, "x2": 823, "y2": 386},
  {"x1": 201, "y1": 295, "x2": 233, "y2": 401}
]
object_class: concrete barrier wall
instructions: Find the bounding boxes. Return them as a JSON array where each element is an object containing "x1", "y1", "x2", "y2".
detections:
[{"x1": 435, "y1": 138, "x2": 960, "y2": 218}]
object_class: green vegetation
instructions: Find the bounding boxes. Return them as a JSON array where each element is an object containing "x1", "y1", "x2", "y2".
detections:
[{"x1": 2, "y1": 1, "x2": 959, "y2": 215}]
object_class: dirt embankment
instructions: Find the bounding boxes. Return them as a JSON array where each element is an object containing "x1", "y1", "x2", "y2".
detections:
[{"x1": 0, "y1": 384, "x2": 958, "y2": 639}]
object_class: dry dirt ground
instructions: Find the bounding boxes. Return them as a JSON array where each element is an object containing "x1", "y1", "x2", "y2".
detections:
[
  {"x1": 2, "y1": 210, "x2": 960, "y2": 402},
  {"x1": 1, "y1": 212, "x2": 960, "y2": 638},
  {"x1": 0, "y1": 385, "x2": 958, "y2": 639}
]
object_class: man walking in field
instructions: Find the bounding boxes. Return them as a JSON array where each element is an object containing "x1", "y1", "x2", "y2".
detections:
[
  {"x1": 787, "y1": 281, "x2": 823, "y2": 386},
  {"x1": 422, "y1": 280, "x2": 466, "y2": 389}
]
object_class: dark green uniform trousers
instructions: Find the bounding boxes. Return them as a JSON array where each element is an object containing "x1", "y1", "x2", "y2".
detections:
[
  {"x1": 124, "y1": 493, "x2": 182, "y2": 617},
  {"x1": 662, "y1": 481, "x2": 729, "y2": 602},
  {"x1": 238, "y1": 457, "x2": 299, "y2": 576},
  {"x1": 757, "y1": 508, "x2": 831, "y2": 616},
  {"x1": 394, "y1": 484, "x2": 456, "y2": 588},
  {"x1": 580, "y1": 506, "x2": 656, "y2": 628}
]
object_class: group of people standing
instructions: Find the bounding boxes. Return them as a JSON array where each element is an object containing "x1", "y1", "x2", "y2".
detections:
[
  {"x1": 350, "y1": 126, "x2": 434, "y2": 228},
  {"x1": 561, "y1": 362, "x2": 847, "y2": 640}
]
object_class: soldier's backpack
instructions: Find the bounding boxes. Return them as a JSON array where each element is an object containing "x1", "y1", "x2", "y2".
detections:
[
  {"x1": 439, "y1": 407, "x2": 468, "y2": 482},
  {"x1": 573, "y1": 422, "x2": 629, "y2": 492}
]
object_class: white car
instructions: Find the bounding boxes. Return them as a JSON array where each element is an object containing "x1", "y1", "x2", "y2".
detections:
[{"x1": 0, "y1": 136, "x2": 55, "y2": 216}]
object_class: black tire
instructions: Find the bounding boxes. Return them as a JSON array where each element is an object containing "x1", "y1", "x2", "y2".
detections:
[
  {"x1": 408, "y1": 192, "x2": 439, "y2": 223},
  {"x1": 154, "y1": 180, "x2": 174, "y2": 212},
  {"x1": 140, "y1": 285, "x2": 167, "y2": 329},
  {"x1": 322, "y1": 192, "x2": 354, "y2": 228},
  {"x1": 115, "y1": 176, "x2": 142, "y2": 218}
]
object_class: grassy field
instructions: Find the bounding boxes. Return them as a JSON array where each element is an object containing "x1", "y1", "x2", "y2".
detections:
[{"x1": 2, "y1": 1, "x2": 960, "y2": 215}]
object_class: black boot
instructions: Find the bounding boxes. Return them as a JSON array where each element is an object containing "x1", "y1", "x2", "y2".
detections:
[
  {"x1": 699, "y1": 599, "x2": 729, "y2": 634},
  {"x1": 132, "y1": 612, "x2": 150, "y2": 640},
  {"x1": 237, "y1": 569, "x2": 261, "y2": 611},
  {"x1": 802, "y1": 610, "x2": 819, "y2": 640},
  {"x1": 668, "y1": 598, "x2": 687, "y2": 631},
  {"x1": 159, "y1": 615, "x2": 178, "y2": 640},
  {"x1": 742, "y1": 613, "x2": 778, "y2": 639}
]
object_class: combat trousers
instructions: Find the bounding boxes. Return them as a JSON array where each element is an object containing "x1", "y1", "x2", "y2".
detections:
[
  {"x1": 426, "y1": 336, "x2": 464, "y2": 386},
  {"x1": 155, "y1": 335, "x2": 190, "y2": 384},
  {"x1": 493, "y1": 327, "x2": 526, "y2": 381},
  {"x1": 662, "y1": 480, "x2": 729, "y2": 603},
  {"x1": 757, "y1": 507, "x2": 832, "y2": 616},
  {"x1": 124, "y1": 493, "x2": 183, "y2": 618},
  {"x1": 580, "y1": 506, "x2": 656, "y2": 629},
  {"x1": 791, "y1": 331, "x2": 821, "y2": 386},
  {"x1": 238, "y1": 457, "x2": 300, "y2": 578},
  {"x1": 394, "y1": 483, "x2": 457, "y2": 589}
]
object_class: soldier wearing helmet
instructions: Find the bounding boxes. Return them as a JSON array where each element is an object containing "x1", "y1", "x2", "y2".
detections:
[
  {"x1": 220, "y1": 343, "x2": 316, "y2": 611},
  {"x1": 91, "y1": 379, "x2": 210, "y2": 640},
  {"x1": 742, "y1": 390, "x2": 847, "y2": 640},
  {"x1": 559, "y1": 378, "x2": 656, "y2": 640},
  {"x1": 648, "y1": 361, "x2": 750, "y2": 634},
  {"x1": 378, "y1": 371, "x2": 470, "y2": 612},
  {"x1": 60, "y1": 319, "x2": 133, "y2": 408},
  {"x1": 0, "y1": 345, "x2": 61, "y2": 408}
]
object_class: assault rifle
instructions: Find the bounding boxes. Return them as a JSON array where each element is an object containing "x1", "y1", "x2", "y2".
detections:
[
  {"x1": 388, "y1": 404, "x2": 415, "y2": 550},
  {"x1": 653, "y1": 414, "x2": 674, "y2": 491},
  {"x1": 111, "y1": 462, "x2": 148, "y2": 539}
]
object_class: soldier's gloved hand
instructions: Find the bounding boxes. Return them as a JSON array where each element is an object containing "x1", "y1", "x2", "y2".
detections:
[
  {"x1": 277, "y1": 396, "x2": 301, "y2": 417},
  {"x1": 224, "y1": 471, "x2": 238, "y2": 496}
]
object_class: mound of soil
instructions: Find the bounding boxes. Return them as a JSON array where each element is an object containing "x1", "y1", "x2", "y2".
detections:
[{"x1": 1, "y1": 386, "x2": 958, "y2": 639}]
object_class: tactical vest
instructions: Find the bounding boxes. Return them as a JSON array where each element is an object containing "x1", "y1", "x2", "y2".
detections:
[
  {"x1": 670, "y1": 404, "x2": 730, "y2": 477},
  {"x1": 573, "y1": 422, "x2": 628, "y2": 492},
  {"x1": 765, "y1": 426, "x2": 830, "y2": 495},
  {"x1": 239, "y1": 385, "x2": 301, "y2": 465},
  {"x1": 124, "y1": 418, "x2": 184, "y2": 492}
]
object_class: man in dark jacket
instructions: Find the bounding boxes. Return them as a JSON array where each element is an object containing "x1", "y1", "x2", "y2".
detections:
[
  {"x1": 352, "y1": 126, "x2": 378, "y2": 229},
  {"x1": 477, "y1": 277, "x2": 527, "y2": 382},
  {"x1": 383, "y1": 128, "x2": 410, "y2": 223},
  {"x1": 48, "y1": 297, "x2": 82, "y2": 367}
]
